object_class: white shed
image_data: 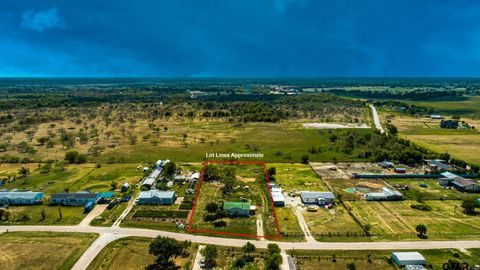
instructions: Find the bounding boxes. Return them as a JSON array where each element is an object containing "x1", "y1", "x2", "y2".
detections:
[{"x1": 391, "y1": 252, "x2": 426, "y2": 266}]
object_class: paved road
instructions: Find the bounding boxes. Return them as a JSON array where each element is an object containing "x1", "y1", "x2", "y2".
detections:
[
  {"x1": 71, "y1": 233, "x2": 123, "y2": 270},
  {"x1": 2, "y1": 225, "x2": 480, "y2": 251},
  {"x1": 79, "y1": 205, "x2": 107, "y2": 227},
  {"x1": 369, "y1": 104, "x2": 385, "y2": 133}
]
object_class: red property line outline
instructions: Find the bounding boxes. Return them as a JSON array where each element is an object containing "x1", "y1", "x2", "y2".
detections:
[{"x1": 187, "y1": 160, "x2": 281, "y2": 240}]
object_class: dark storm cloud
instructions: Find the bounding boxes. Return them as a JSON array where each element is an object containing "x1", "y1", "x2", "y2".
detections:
[{"x1": 1, "y1": 0, "x2": 480, "y2": 77}]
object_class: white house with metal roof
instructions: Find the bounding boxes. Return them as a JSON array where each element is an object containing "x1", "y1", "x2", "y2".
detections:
[
  {"x1": 300, "y1": 191, "x2": 335, "y2": 205},
  {"x1": 0, "y1": 191, "x2": 44, "y2": 205},
  {"x1": 136, "y1": 190, "x2": 176, "y2": 205}
]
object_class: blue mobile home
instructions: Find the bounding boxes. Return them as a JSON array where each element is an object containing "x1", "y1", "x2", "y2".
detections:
[
  {"x1": 136, "y1": 190, "x2": 176, "y2": 205},
  {"x1": 50, "y1": 192, "x2": 99, "y2": 206},
  {"x1": 0, "y1": 191, "x2": 44, "y2": 205}
]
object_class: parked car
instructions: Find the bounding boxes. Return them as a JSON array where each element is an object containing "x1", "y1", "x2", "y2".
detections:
[
  {"x1": 84, "y1": 202, "x2": 95, "y2": 213},
  {"x1": 123, "y1": 195, "x2": 132, "y2": 202},
  {"x1": 199, "y1": 259, "x2": 206, "y2": 268}
]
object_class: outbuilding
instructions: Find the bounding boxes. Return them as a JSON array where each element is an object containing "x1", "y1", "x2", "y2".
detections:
[
  {"x1": 271, "y1": 192, "x2": 285, "y2": 207},
  {"x1": 391, "y1": 252, "x2": 426, "y2": 266},
  {"x1": 121, "y1": 182, "x2": 130, "y2": 192}
]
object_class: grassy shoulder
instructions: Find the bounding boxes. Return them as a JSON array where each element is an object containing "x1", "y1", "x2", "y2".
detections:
[
  {"x1": 0, "y1": 205, "x2": 87, "y2": 225},
  {"x1": 289, "y1": 249, "x2": 480, "y2": 270},
  {"x1": 345, "y1": 200, "x2": 480, "y2": 241},
  {"x1": 0, "y1": 231, "x2": 97, "y2": 270}
]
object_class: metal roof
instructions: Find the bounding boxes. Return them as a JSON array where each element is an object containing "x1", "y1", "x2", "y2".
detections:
[
  {"x1": 138, "y1": 190, "x2": 175, "y2": 199},
  {"x1": 271, "y1": 192, "x2": 285, "y2": 202},
  {"x1": 392, "y1": 252, "x2": 425, "y2": 262},
  {"x1": 300, "y1": 191, "x2": 335, "y2": 199},
  {"x1": 51, "y1": 193, "x2": 98, "y2": 199},
  {"x1": 0, "y1": 191, "x2": 44, "y2": 200},
  {"x1": 223, "y1": 202, "x2": 250, "y2": 210}
]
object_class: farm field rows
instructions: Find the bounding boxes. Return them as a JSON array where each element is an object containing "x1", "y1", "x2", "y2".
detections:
[{"x1": 345, "y1": 200, "x2": 480, "y2": 240}]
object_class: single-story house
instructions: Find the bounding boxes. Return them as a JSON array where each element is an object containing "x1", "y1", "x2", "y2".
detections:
[
  {"x1": 271, "y1": 192, "x2": 285, "y2": 207},
  {"x1": 300, "y1": 191, "x2": 335, "y2": 205},
  {"x1": 440, "y1": 119, "x2": 459, "y2": 129},
  {"x1": 424, "y1": 159, "x2": 451, "y2": 172},
  {"x1": 365, "y1": 187, "x2": 403, "y2": 201},
  {"x1": 394, "y1": 167, "x2": 407, "y2": 174},
  {"x1": 223, "y1": 202, "x2": 252, "y2": 217},
  {"x1": 391, "y1": 252, "x2": 426, "y2": 266},
  {"x1": 136, "y1": 190, "x2": 176, "y2": 205},
  {"x1": 439, "y1": 172, "x2": 480, "y2": 192},
  {"x1": 50, "y1": 192, "x2": 99, "y2": 206},
  {"x1": 0, "y1": 191, "x2": 44, "y2": 205}
]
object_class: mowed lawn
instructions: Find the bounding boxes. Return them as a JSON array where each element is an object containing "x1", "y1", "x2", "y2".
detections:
[
  {"x1": 87, "y1": 237, "x2": 196, "y2": 270},
  {"x1": 345, "y1": 200, "x2": 480, "y2": 240},
  {"x1": 0, "y1": 232, "x2": 97, "y2": 270},
  {"x1": 0, "y1": 205, "x2": 87, "y2": 225},
  {"x1": 302, "y1": 205, "x2": 364, "y2": 241},
  {"x1": 290, "y1": 248, "x2": 480, "y2": 270},
  {"x1": 275, "y1": 207, "x2": 304, "y2": 241},
  {"x1": 270, "y1": 163, "x2": 329, "y2": 192}
]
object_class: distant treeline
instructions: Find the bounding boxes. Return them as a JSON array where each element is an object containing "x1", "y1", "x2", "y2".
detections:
[{"x1": 326, "y1": 88, "x2": 463, "y2": 100}]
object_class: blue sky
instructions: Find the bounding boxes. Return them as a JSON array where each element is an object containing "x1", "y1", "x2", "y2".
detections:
[{"x1": 1, "y1": 0, "x2": 480, "y2": 77}]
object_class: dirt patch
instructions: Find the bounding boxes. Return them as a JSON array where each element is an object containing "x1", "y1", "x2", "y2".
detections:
[{"x1": 236, "y1": 176, "x2": 256, "y2": 183}]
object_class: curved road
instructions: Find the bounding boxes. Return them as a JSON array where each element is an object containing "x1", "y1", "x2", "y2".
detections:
[{"x1": 369, "y1": 104, "x2": 385, "y2": 133}]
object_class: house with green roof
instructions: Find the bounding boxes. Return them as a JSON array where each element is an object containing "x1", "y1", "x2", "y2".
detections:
[{"x1": 223, "y1": 201, "x2": 253, "y2": 217}]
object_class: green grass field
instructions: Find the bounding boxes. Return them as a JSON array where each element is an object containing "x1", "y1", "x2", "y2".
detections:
[
  {"x1": 0, "y1": 232, "x2": 97, "y2": 270},
  {"x1": 275, "y1": 206, "x2": 305, "y2": 241},
  {"x1": 0, "y1": 205, "x2": 87, "y2": 225},
  {"x1": 406, "y1": 96, "x2": 480, "y2": 118},
  {"x1": 270, "y1": 163, "x2": 329, "y2": 192},
  {"x1": 87, "y1": 237, "x2": 196, "y2": 270},
  {"x1": 289, "y1": 248, "x2": 480, "y2": 270},
  {"x1": 302, "y1": 205, "x2": 365, "y2": 241},
  {"x1": 345, "y1": 200, "x2": 480, "y2": 240}
]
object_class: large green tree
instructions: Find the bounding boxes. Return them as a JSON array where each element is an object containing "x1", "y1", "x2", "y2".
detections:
[{"x1": 147, "y1": 236, "x2": 191, "y2": 270}]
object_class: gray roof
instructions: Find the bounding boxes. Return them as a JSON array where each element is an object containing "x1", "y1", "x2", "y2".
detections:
[
  {"x1": 138, "y1": 190, "x2": 175, "y2": 199},
  {"x1": 271, "y1": 192, "x2": 285, "y2": 202},
  {"x1": 300, "y1": 191, "x2": 335, "y2": 199},
  {"x1": 392, "y1": 252, "x2": 425, "y2": 262},
  {"x1": 51, "y1": 193, "x2": 98, "y2": 199},
  {"x1": 0, "y1": 191, "x2": 44, "y2": 200}
]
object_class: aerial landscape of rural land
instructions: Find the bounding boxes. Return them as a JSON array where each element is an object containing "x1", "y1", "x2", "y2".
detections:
[{"x1": 2, "y1": 1, "x2": 480, "y2": 270}]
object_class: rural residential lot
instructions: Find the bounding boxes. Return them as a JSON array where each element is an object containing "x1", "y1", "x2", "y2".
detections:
[{"x1": 1, "y1": 78, "x2": 480, "y2": 270}]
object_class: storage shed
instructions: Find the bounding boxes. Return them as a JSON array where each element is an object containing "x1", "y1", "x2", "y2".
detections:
[
  {"x1": 271, "y1": 192, "x2": 285, "y2": 207},
  {"x1": 391, "y1": 252, "x2": 426, "y2": 266}
]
